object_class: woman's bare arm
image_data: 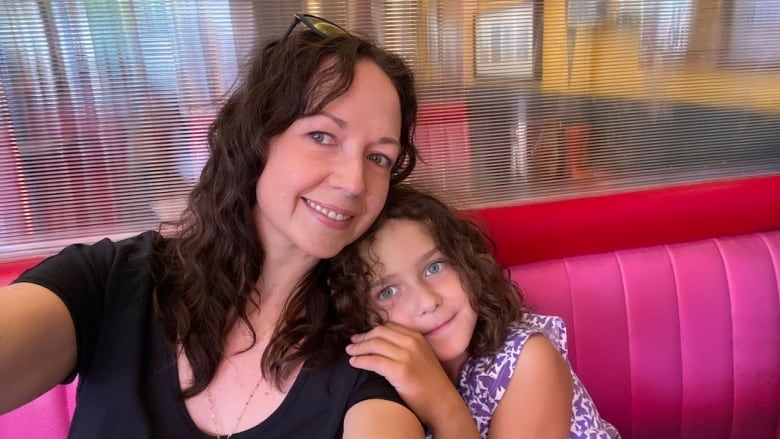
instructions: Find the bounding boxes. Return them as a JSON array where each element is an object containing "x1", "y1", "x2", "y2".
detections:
[
  {"x1": 0, "y1": 282, "x2": 77, "y2": 414},
  {"x1": 488, "y1": 334, "x2": 573, "y2": 439}
]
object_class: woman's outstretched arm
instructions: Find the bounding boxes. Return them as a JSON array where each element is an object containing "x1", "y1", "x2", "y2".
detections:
[{"x1": 0, "y1": 282, "x2": 76, "y2": 414}]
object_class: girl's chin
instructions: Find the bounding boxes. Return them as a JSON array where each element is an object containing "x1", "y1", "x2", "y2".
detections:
[{"x1": 436, "y1": 348, "x2": 469, "y2": 367}]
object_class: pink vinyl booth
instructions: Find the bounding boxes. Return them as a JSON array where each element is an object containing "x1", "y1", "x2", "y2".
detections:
[
  {"x1": 475, "y1": 174, "x2": 780, "y2": 439},
  {"x1": 2, "y1": 173, "x2": 780, "y2": 438}
]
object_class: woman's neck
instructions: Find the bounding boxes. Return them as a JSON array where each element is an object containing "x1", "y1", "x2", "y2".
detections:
[{"x1": 257, "y1": 244, "x2": 320, "y2": 306}]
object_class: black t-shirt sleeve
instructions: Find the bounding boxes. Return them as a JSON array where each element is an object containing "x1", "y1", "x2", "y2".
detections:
[
  {"x1": 347, "y1": 370, "x2": 407, "y2": 409},
  {"x1": 13, "y1": 231, "x2": 157, "y2": 382},
  {"x1": 346, "y1": 370, "x2": 426, "y2": 433}
]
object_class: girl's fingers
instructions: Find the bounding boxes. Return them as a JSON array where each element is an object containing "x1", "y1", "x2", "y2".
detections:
[
  {"x1": 346, "y1": 334, "x2": 410, "y2": 361},
  {"x1": 348, "y1": 342, "x2": 424, "y2": 387},
  {"x1": 351, "y1": 323, "x2": 425, "y2": 349},
  {"x1": 348, "y1": 351, "x2": 398, "y2": 375}
]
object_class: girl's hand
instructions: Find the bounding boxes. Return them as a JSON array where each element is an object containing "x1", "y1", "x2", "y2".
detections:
[{"x1": 346, "y1": 322, "x2": 479, "y2": 439}]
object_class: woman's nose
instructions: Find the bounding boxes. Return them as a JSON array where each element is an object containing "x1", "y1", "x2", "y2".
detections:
[{"x1": 330, "y1": 154, "x2": 366, "y2": 197}]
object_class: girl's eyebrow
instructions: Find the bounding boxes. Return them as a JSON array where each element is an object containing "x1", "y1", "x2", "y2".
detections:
[
  {"x1": 369, "y1": 247, "x2": 441, "y2": 289},
  {"x1": 416, "y1": 247, "x2": 441, "y2": 266},
  {"x1": 369, "y1": 276, "x2": 393, "y2": 291}
]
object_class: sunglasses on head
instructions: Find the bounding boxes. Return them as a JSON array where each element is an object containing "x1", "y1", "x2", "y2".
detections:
[{"x1": 282, "y1": 13, "x2": 349, "y2": 40}]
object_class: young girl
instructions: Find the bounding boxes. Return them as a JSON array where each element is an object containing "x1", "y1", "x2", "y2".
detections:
[{"x1": 330, "y1": 185, "x2": 620, "y2": 439}]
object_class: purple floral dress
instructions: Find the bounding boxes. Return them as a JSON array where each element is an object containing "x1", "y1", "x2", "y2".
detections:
[{"x1": 444, "y1": 314, "x2": 621, "y2": 439}]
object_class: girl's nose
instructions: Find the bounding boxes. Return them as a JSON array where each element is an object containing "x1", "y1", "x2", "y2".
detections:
[{"x1": 414, "y1": 283, "x2": 442, "y2": 316}]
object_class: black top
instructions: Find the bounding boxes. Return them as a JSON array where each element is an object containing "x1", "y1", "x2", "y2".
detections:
[{"x1": 16, "y1": 231, "x2": 405, "y2": 438}]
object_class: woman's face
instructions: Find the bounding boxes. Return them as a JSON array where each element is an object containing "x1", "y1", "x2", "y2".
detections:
[{"x1": 255, "y1": 60, "x2": 402, "y2": 260}]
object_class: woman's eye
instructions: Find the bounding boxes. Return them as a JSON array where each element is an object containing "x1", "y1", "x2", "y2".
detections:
[
  {"x1": 309, "y1": 131, "x2": 335, "y2": 145},
  {"x1": 377, "y1": 286, "x2": 398, "y2": 300},
  {"x1": 368, "y1": 153, "x2": 393, "y2": 168},
  {"x1": 425, "y1": 261, "x2": 444, "y2": 276}
]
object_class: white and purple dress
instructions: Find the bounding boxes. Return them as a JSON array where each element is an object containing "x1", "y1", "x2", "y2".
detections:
[{"x1": 449, "y1": 314, "x2": 621, "y2": 439}]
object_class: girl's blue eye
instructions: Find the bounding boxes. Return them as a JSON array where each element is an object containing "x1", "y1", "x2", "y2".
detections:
[
  {"x1": 368, "y1": 153, "x2": 393, "y2": 168},
  {"x1": 377, "y1": 286, "x2": 398, "y2": 300},
  {"x1": 425, "y1": 261, "x2": 444, "y2": 276}
]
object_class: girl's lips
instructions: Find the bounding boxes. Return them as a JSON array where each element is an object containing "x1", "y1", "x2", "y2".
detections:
[{"x1": 424, "y1": 314, "x2": 455, "y2": 337}]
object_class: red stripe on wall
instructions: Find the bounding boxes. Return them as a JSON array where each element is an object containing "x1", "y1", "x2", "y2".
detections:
[
  {"x1": 473, "y1": 174, "x2": 780, "y2": 266},
  {"x1": 0, "y1": 258, "x2": 44, "y2": 286},
  {"x1": 4, "y1": 175, "x2": 780, "y2": 280}
]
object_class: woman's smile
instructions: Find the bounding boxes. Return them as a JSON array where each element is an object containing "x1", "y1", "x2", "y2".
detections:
[{"x1": 304, "y1": 198, "x2": 355, "y2": 228}]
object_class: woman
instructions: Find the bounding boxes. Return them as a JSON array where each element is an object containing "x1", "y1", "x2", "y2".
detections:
[{"x1": 0, "y1": 15, "x2": 423, "y2": 438}]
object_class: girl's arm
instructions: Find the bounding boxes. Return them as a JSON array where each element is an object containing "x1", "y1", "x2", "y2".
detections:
[
  {"x1": 347, "y1": 323, "x2": 480, "y2": 439},
  {"x1": 488, "y1": 334, "x2": 573, "y2": 439},
  {"x1": 343, "y1": 398, "x2": 424, "y2": 438},
  {"x1": 0, "y1": 283, "x2": 77, "y2": 413}
]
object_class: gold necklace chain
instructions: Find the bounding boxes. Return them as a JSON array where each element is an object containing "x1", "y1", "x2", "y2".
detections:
[
  {"x1": 206, "y1": 322, "x2": 269, "y2": 438},
  {"x1": 206, "y1": 375, "x2": 264, "y2": 439}
]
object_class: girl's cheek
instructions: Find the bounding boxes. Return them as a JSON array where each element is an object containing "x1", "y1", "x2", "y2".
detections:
[{"x1": 386, "y1": 307, "x2": 412, "y2": 326}]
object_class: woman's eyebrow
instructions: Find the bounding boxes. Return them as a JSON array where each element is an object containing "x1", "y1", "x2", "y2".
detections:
[
  {"x1": 376, "y1": 137, "x2": 401, "y2": 147},
  {"x1": 321, "y1": 111, "x2": 347, "y2": 128},
  {"x1": 321, "y1": 111, "x2": 401, "y2": 147}
]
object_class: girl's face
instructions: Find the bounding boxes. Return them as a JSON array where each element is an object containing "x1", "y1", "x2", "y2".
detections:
[
  {"x1": 367, "y1": 219, "x2": 478, "y2": 375},
  {"x1": 255, "y1": 60, "x2": 402, "y2": 261}
]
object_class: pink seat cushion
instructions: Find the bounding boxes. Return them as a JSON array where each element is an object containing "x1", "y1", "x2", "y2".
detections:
[
  {"x1": 511, "y1": 230, "x2": 780, "y2": 439},
  {"x1": 0, "y1": 385, "x2": 76, "y2": 438}
]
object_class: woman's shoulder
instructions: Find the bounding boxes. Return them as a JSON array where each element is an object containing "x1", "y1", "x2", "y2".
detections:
[
  {"x1": 17, "y1": 230, "x2": 163, "y2": 281},
  {"x1": 101, "y1": 230, "x2": 165, "y2": 256},
  {"x1": 12, "y1": 230, "x2": 166, "y2": 320}
]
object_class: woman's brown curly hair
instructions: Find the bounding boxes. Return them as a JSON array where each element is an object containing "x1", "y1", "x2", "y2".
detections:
[
  {"x1": 154, "y1": 28, "x2": 418, "y2": 397},
  {"x1": 329, "y1": 185, "x2": 527, "y2": 357}
]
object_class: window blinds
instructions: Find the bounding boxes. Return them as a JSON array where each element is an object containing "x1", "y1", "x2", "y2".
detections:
[{"x1": 2, "y1": 0, "x2": 779, "y2": 260}]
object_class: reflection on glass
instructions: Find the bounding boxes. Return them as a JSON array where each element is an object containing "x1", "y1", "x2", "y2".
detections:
[
  {"x1": 639, "y1": 0, "x2": 691, "y2": 67},
  {"x1": 475, "y1": 4, "x2": 534, "y2": 78},
  {"x1": 725, "y1": 0, "x2": 780, "y2": 69}
]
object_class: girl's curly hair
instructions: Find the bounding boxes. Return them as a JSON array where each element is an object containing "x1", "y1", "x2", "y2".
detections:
[{"x1": 329, "y1": 185, "x2": 526, "y2": 357}]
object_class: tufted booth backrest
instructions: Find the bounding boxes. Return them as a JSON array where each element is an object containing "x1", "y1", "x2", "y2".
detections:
[{"x1": 511, "y1": 230, "x2": 780, "y2": 439}]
